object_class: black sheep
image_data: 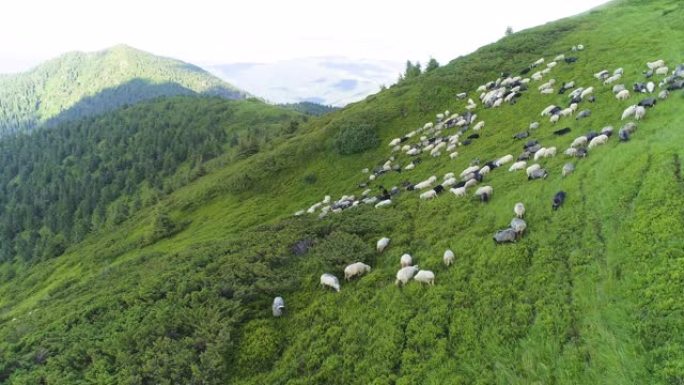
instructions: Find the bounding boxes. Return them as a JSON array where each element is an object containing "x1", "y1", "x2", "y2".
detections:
[
  {"x1": 433, "y1": 185, "x2": 445, "y2": 194},
  {"x1": 564, "y1": 57, "x2": 578, "y2": 63},
  {"x1": 552, "y1": 191, "x2": 566, "y2": 210},
  {"x1": 513, "y1": 131, "x2": 530, "y2": 140},
  {"x1": 638, "y1": 98, "x2": 657, "y2": 108},
  {"x1": 553, "y1": 127, "x2": 571, "y2": 136}
]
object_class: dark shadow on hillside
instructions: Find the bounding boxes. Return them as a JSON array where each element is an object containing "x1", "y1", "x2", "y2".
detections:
[{"x1": 43, "y1": 78, "x2": 232, "y2": 128}]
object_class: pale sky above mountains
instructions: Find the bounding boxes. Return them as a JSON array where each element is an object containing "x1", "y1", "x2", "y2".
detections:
[{"x1": 2, "y1": 0, "x2": 608, "y2": 74}]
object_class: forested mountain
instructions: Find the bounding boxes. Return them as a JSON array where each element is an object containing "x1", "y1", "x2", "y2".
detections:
[
  {"x1": 1, "y1": 0, "x2": 684, "y2": 384},
  {"x1": 0, "y1": 45, "x2": 247, "y2": 134},
  {"x1": 0, "y1": 96, "x2": 304, "y2": 263}
]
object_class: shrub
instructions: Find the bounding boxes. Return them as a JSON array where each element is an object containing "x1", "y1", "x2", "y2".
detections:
[{"x1": 332, "y1": 122, "x2": 379, "y2": 155}]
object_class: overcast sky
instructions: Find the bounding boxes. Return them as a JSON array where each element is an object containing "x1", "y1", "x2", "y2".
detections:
[{"x1": 1, "y1": 0, "x2": 608, "y2": 74}]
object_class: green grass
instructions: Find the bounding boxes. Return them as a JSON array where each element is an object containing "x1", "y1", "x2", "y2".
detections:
[{"x1": 1, "y1": 0, "x2": 684, "y2": 383}]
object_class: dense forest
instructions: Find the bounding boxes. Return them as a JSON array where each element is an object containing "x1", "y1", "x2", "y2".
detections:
[
  {"x1": 0, "y1": 45, "x2": 246, "y2": 135},
  {"x1": 0, "y1": 96, "x2": 304, "y2": 263}
]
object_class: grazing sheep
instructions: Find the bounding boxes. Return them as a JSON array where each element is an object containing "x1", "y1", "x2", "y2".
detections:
[
  {"x1": 475, "y1": 186, "x2": 493, "y2": 202},
  {"x1": 638, "y1": 98, "x2": 657, "y2": 108},
  {"x1": 479, "y1": 165, "x2": 491, "y2": 176},
  {"x1": 580, "y1": 87, "x2": 594, "y2": 99},
  {"x1": 613, "y1": 84, "x2": 626, "y2": 94},
  {"x1": 588, "y1": 134, "x2": 609, "y2": 149},
  {"x1": 400, "y1": 253, "x2": 413, "y2": 267},
  {"x1": 494, "y1": 228, "x2": 517, "y2": 244},
  {"x1": 464, "y1": 179, "x2": 479, "y2": 188},
  {"x1": 554, "y1": 54, "x2": 565, "y2": 61},
  {"x1": 321, "y1": 273, "x2": 341, "y2": 292},
  {"x1": 294, "y1": 210, "x2": 305, "y2": 217},
  {"x1": 550, "y1": 114, "x2": 560, "y2": 124},
  {"x1": 534, "y1": 148, "x2": 547, "y2": 161},
  {"x1": 510, "y1": 218, "x2": 527, "y2": 237},
  {"x1": 655, "y1": 66, "x2": 669, "y2": 76},
  {"x1": 564, "y1": 147, "x2": 579, "y2": 157},
  {"x1": 571, "y1": 136, "x2": 588, "y2": 148},
  {"x1": 460, "y1": 166, "x2": 480, "y2": 178},
  {"x1": 420, "y1": 190, "x2": 438, "y2": 200},
  {"x1": 514, "y1": 202, "x2": 525, "y2": 218},
  {"x1": 554, "y1": 127, "x2": 571, "y2": 136},
  {"x1": 601, "y1": 126, "x2": 614, "y2": 136},
  {"x1": 635, "y1": 106, "x2": 646, "y2": 120},
  {"x1": 541, "y1": 104, "x2": 557, "y2": 116},
  {"x1": 377, "y1": 237, "x2": 390, "y2": 253},
  {"x1": 473, "y1": 121, "x2": 485, "y2": 131},
  {"x1": 528, "y1": 168, "x2": 548, "y2": 180},
  {"x1": 450, "y1": 187, "x2": 467, "y2": 197},
  {"x1": 272, "y1": 297, "x2": 285, "y2": 317},
  {"x1": 621, "y1": 105, "x2": 637, "y2": 120},
  {"x1": 444, "y1": 249, "x2": 455, "y2": 266},
  {"x1": 395, "y1": 266, "x2": 419, "y2": 286},
  {"x1": 405, "y1": 162, "x2": 415, "y2": 170},
  {"x1": 344, "y1": 262, "x2": 371, "y2": 280},
  {"x1": 647, "y1": 59, "x2": 665, "y2": 70},
  {"x1": 541, "y1": 88, "x2": 555, "y2": 95},
  {"x1": 509, "y1": 161, "x2": 527, "y2": 172},
  {"x1": 658, "y1": 90, "x2": 670, "y2": 100},
  {"x1": 562, "y1": 163, "x2": 575, "y2": 177},
  {"x1": 414, "y1": 270, "x2": 435, "y2": 285},
  {"x1": 374, "y1": 199, "x2": 392, "y2": 208},
  {"x1": 604, "y1": 74, "x2": 622, "y2": 85},
  {"x1": 530, "y1": 122, "x2": 540, "y2": 130},
  {"x1": 513, "y1": 131, "x2": 530, "y2": 140},
  {"x1": 526, "y1": 164, "x2": 541, "y2": 177},
  {"x1": 496, "y1": 154, "x2": 514, "y2": 166},
  {"x1": 552, "y1": 191, "x2": 566, "y2": 210},
  {"x1": 544, "y1": 147, "x2": 557, "y2": 158},
  {"x1": 616, "y1": 89, "x2": 630, "y2": 100},
  {"x1": 646, "y1": 82, "x2": 655, "y2": 93},
  {"x1": 414, "y1": 176, "x2": 437, "y2": 190}
]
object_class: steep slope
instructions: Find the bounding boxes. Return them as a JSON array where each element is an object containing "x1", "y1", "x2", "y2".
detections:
[
  {"x1": 1, "y1": 0, "x2": 684, "y2": 384},
  {"x1": 0, "y1": 45, "x2": 247, "y2": 134}
]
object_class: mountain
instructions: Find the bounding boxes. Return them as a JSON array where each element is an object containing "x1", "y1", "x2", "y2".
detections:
[
  {"x1": 0, "y1": 45, "x2": 247, "y2": 134},
  {"x1": 208, "y1": 56, "x2": 404, "y2": 106},
  {"x1": 2, "y1": 0, "x2": 684, "y2": 383}
]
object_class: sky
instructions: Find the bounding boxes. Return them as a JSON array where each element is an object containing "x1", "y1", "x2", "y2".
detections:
[{"x1": 0, "y1": 0, "x2": 609, "y2": 74}]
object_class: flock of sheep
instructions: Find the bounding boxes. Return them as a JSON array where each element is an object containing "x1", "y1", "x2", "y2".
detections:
[{"x1": 278, "y1": 43, "x2": 683, "y2": 314}]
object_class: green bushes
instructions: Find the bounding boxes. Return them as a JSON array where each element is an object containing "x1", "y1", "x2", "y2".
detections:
[{"x1": 332, "y1": 122, "x2": 379, "y2": 155}]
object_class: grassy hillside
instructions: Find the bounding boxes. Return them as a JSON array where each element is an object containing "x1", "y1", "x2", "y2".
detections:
[
  {"x1": 0, "y1": 45, "x2": 247, "y2": 134},
  {"x1": 1, "y1": 0, "x2": 684, "y2": 383}
]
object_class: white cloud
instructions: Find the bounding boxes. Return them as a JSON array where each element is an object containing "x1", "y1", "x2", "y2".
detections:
[{"x1": 0, "y1": 0, "x2": 608, "y2": 73}]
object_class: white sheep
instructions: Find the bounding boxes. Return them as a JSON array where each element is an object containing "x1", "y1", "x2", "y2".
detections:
[
  {"x1": 554, "y1": 54, "x2": 565, "y2": 61},
  {"x1": 307, "y1": 202, "x2": 322, "y2": 214},
  {"x1": 526, "y1": 164, "x2": 541, "y2": 177},
  {"x1": 615, "y1": 89, "x2": 630, "y2": 100},
  {"x1": 635, "y1": 106, "x2": 646, "y2": 120},
  {"x1": 647, "y1": 59, "x2": 665, "y2": 70},
  {"x1": 580, "y1": 87, "x2": 594, "y2": 99},
  {"x1": 423, "y1": 122, "x2": 434, "y2": 130},
  {"x1": 510, "y1": 218, "x2": 527, "y2": 236},
  {"x1": 659, "y1": 90, "x2": 670, "y2": 100},
  {"x1": 560, "y1": 108, "x2": 574, "y2": 117},
  {"x1": 464, "y1": 179, "x2": 478, "y2": 188},
  {"x1": 614, "y1": 67, "x2": 624, "y2": 75},
  {"x1": 377, "y1": 237, "x2": 390, "y2": 253},
  {"x1": 550, "y1": 114, "x2": 559, "y2": 124},
  {"x1": 344, "y1": 262, "x2": 371, "y2": 280},
  {"x1": 405, "y1": 162, "x2": 415, "y2": 170},
  {"x1": 369, "y1": 174, "x2": 376, "y2": 181},
  {"x1": 443, "y1": 250, "x2": 455, "y2": 266},
  {"x1": 541, "y1": 67, "x2": 552, "y2": 75},
  {"x1": 496, "y1": 154, "x2": 514, "y2": 166},
  {"x1": 395, "y1": 265, "x2": 419, "y2": 286},
  {"x1": 544, "y1": 147, "x2": 557, "y2": 158},
  {"x1": 603, "y1": 74, "x2": 621, "y2": 85},
  {"x1": 272, "y1": 297, "x2": 285, "y2": 317},
  {"x1": 414, "y1": 176, "x2": 437, "y2": 190},
  {"x1": 479, "y1": 165, "x2": 491, "y2": 176},
  {"x1": 474, "y1": 186, "x2": 493, "y2": 202},
  {"x1": 588, "y1": 134, "x2": 609, "y2": 149},
  {"x1": 400, "y1": 253, "x2": 413, "y2": 267},
  {"x1": 413, "y1": 270, "x2": 435, "y2": 285},
  {"x1": 621, "y1": 105, "x2": 637, "y2": 120},
  {"x1": 320, "y1": 273, "x2": 340, "y2": 292},
  {"x1": 509, "y1": 161, "x2": 527, "y2": 172},
  {"x1": 473, "y1": 121, "x2": 485, "y2": 131},
  {"x1": 655, "y1": 66, "x2": 669, "y2": 76},
  {"x1": 646, "y1": 82, "x2": 655, "y2": 93},
  {"x1": 541, "y1": 88, "x2": 555, "y2": 95},
  {"x1": 547, "y1": 61, "x2": 557, "y2": 69},
  {"x1": 534, "y1": 148, "x2": 547, "y2": 161},
  {"x1": 450, "y1": 187, "x2": 467, "y2": 197},
  {"x1": 449, "y1": 152, "x2": 459, "y2": 160},
  {"x1": 529, "y1": 122, "x2": 540, "y2": 130},
  {"x1": 562, "y1": 163, "x2": 575, "y2": 177},
  {"x1": 541, "y1": 105, "x2": 557, "y2": 116},
  {"x1": 443, "y1": 177, "x2": 457, "y2": 187},
  {"x1": 374, "y1": 199, "x2": 392, "y2": 208},
  {"x1": 564, "y1": 148, "x2": 578, "y2": 157},
  {"x1": 389, "y1": 138, "x2": 401, "y2": 147},
  {"x1": 533, "y1": 58, "x2": 545, "y2": 66},
  {"x1": 510, "y1": 203, "x2": 524, "y2": 219},
  {"x1": 420, "y1": 190, "x2": 437, "y2": 200},
  {"x1": 444, "y1": 172, "x2": 455, "y2": 180},
  {"x1": 294, "y1": 210, "x2": 305, "y2": 217},
  {"x1": 460, "y1": 166, "x2": 480, "y2": 178}
]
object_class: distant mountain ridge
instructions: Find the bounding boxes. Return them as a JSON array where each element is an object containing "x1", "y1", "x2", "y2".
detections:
[{"x1": 0, "y1": 45, "x2": 247, "y2": 134}]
